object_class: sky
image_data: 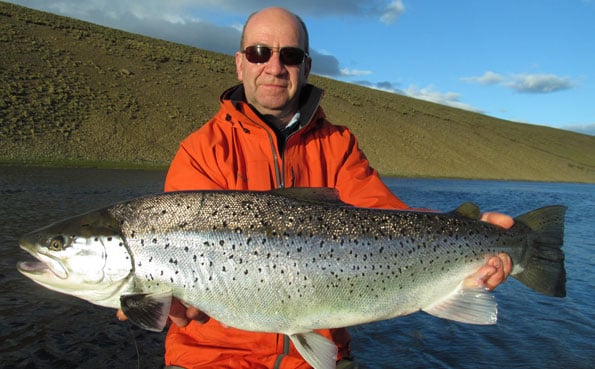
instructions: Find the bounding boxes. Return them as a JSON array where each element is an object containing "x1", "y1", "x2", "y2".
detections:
[{"x1": 6, "y1": 0, "x2": 595, "y2": 135}]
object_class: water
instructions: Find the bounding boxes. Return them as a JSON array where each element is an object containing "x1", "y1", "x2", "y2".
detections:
[{"x1": 1, "y1": 168, "x2": 593, "y2": 369}]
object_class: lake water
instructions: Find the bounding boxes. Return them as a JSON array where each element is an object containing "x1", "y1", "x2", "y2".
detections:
[{"x1": 1, "y1": 167, "x2": 593, "y2": 369}]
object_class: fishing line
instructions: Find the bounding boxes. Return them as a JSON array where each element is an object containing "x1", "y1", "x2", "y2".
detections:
[{"x1": 126, "y1": 320, "x2": 141, "y2": 369}]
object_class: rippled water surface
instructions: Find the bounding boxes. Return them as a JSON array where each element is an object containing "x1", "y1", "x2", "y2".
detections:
[{"x1": 1, "y1": 168, "x2": 593, "y2": 368}]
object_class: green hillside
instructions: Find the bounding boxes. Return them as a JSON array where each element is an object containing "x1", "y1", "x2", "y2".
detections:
[{"x1": 1, "y1": 2, "x2": 594, "y2": 182}]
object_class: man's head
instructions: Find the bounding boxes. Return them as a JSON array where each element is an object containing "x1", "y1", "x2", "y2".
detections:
[{"x1": 235, "y1": 7, "x2": 312, "y2": 126}]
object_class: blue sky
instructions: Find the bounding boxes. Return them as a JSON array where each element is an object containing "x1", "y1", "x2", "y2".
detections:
[{"x1": 7, "y1": 0, "x2": 594, "y2": 135}]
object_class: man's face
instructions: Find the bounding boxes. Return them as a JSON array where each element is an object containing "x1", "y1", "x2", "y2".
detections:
[{"x1": 235, "y1": 9, "x2": 311, "y2": 123}]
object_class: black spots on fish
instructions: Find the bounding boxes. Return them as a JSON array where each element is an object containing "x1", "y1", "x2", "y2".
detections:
[
  {"x1": 164, "y1": 243, "x2": 171, "y2": 250},
  {"x1": 169, "y1": 258, "x2": 178, "y2": 266},
  {"x1": 179, "y1": 221, "x2": 188, "y2": 229}
]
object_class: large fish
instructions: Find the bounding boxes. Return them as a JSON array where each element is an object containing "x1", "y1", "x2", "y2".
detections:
[{"x1": 17, "y1": 188, "x2": 566, "y2": 369}]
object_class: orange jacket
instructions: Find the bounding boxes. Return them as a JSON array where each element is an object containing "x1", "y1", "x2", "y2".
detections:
[{"x1": 163, "y1": 84, "x2": 409, "y2": 368}]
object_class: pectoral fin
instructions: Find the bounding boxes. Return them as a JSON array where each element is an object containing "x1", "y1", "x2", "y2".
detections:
[
  {"x1": 289, "y1": 332, "x2": 338, "y2": 369},
  {"x1": 423, "y1": 285, "x2": 498, "y2": 325},
  {"x1": 120, "y1": 290, "x2": 172, "y2": 332}
]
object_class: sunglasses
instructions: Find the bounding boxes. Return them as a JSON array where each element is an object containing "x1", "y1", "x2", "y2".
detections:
[{"x1": 242, "y1": 45, "x2": 308, "y2": 66}]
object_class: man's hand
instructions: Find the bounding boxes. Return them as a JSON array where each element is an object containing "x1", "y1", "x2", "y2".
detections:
[
  {"x1": 464, "y1": 212, "x2": 514, "y2": 290},
  {"x1": 168, "y1": 298, "x2": 210, "y2": 326},
  {"x1": 466, "y1": 252, "x2": 513, "y2": 290},
  {"x1": 117, "y1": 298, "x2": 209, "y2": 327}
]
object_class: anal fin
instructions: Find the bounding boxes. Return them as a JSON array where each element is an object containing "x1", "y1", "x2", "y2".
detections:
[{"x1": 423, "y1": 285, "x2": 498, "y2": 325}]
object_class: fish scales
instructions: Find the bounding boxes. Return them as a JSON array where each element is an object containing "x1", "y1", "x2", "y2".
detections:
[
  {"x1": 17, "y1": 188, "x2": 566, "y2": 369},
  {"x1": 109, "y1": 190, "x2": 526, "y2": 332}
]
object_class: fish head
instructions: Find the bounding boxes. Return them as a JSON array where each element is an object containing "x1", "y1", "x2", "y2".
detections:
[{"x1": 17, "y1": 209, "x2": 134, "y2": 308}]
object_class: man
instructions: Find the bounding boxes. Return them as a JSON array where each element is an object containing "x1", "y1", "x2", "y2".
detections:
[{"x1": 119, "y1": 7, "x2": 512, "y2": 369}]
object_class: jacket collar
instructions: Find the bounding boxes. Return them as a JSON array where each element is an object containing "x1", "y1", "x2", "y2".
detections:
[{"x1": 219, "y1": 84, "x2": 325, "y2": 132}]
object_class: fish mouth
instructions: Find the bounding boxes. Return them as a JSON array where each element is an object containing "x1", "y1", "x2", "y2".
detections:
[
  {"x1": 17, "y1": 243, "x2": 68, "y2": 280},
  {"x1": 17, "y1": 260, "x2": 50, "y2": 274}
]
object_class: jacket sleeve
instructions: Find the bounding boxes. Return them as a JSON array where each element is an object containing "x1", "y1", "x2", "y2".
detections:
[
  {"x1": 334, "y1": 130, "x2": 410, "y2": 210},
  {"x1": 164, "y1": 126, "x2": 227, "y2": 192}
]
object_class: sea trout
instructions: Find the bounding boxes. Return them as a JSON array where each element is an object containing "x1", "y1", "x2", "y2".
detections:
[{"x1": 17, "y1": 188, "x2": 566, "y2": 369}]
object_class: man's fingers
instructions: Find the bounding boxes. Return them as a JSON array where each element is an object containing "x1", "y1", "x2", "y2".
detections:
[
  {"x1": 481, "y1": 212, "x2": 515, "y2": 229},
  {"x1": 186, "y1": 307, "x2": 210, "y2": 324},
  {"x1": 116, "y1": 309, "x2": 128, "y2": 321},
  {"x1": 463, "y1": 265, "x2": 494, "y2": 288},
  {"x1": 169, "y1": 298, "x2": 190, "y2": 327},
  {"x1": 497, "y1": 253, "x2": 512, "y2": 277},
  {"x1": 169, "y1": 299, "x2": 210, "y2": 327}
]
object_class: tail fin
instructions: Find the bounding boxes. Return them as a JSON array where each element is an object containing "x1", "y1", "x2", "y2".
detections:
[{"x1": 512, "y1": 205, "x2": 567, "y2": 297}]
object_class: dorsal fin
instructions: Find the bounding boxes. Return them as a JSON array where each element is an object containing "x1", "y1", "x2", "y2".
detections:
[
  {"x1": 273, "y1": 187, "x2": 349, "y2": 207},
  {"x1": 452, "y1": 202, "x2": 481, "y2": 219}
]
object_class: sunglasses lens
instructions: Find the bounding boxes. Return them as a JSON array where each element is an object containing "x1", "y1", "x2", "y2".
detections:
[
  {"x1": 243, "y1": 46, "x2": 306, "y2": 65},
  {"x1": 244, "y1": 46, "x2": 272, "y2": 63},
  {"x1": 279, "y1": 48, "x2": 305, "y2": 65}
]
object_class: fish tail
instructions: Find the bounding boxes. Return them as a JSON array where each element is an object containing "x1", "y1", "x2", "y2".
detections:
[{"x1": 512, "y1": 205, "x2": 567, "y2": 297}]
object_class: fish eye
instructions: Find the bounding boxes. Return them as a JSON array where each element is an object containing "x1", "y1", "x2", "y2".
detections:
[{"x1": 48, "y1": 235, "x2": 68, "y2": 251}]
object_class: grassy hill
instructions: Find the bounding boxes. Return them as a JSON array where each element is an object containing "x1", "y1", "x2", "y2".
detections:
[{"x1": 1, "y1": 2, "x2": 594, "y2": 183}]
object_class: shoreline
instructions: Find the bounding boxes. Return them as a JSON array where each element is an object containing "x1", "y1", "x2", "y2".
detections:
[{"x1": 3, "y1": 160, "x2": 593, "y2": 184}]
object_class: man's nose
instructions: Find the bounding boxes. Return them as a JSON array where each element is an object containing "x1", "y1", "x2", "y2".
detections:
[{"x1": 263, "y1": 50, "x2": 286, "y2": 74}]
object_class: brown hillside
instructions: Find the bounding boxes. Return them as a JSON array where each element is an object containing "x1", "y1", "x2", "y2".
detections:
[{"x1": 1, "y1": 2, "x2": 594, "y2": 182}]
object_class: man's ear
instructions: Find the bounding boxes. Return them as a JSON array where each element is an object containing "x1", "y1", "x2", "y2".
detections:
[
  {"x1": 235, "y1": 51, "x2": 244, "y2": 82},
  {"x1": 303, "y1": 56, "x2": 312, "y2": 80}
]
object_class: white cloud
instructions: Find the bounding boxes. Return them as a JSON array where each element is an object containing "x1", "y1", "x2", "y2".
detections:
[
  {"x1": 340, "y1": 68, "x2": 373, "y2": 77},
  {"x1": 380, "y1": 0, "x2": 405, "y2": 24},
  {"x1": 562, "y1": 123, "x2": 595, "y2": 136},
  {"x1": 505, "y1": 74, "x2": 574, "y2": 93},
  {"x1": 463, "y1": 71, "x2": 574, "y2": 94},
  {"x1": 404, "y1": 85, "x2": 482, "y2": 113},
  {"x1": 461, "y1": 71, "x2": 504, "y2": 85}
]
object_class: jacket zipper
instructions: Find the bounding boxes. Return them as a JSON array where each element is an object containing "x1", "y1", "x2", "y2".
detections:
[{"x1": 264, "y1": 128, "x2": 284, "y2": 188}]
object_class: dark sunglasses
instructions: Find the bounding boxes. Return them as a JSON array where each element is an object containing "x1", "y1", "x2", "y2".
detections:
[{"x1": 242, "y1": 45, "x2": 308, "y2": 66}]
